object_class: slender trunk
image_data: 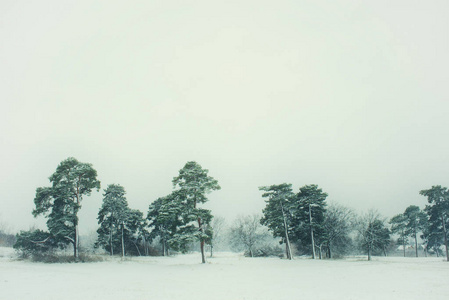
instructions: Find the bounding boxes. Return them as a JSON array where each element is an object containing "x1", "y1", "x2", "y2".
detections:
[
  {"x1": 198, "y1": 217, "x2": 206, "y2": 263},
  {"x1": 402, "y1": 234, "x2": 406, "y2": 257},
  {"x1": 414, "y1": 230, "x2": 418, "y2": 257},
  {"x1": 73, "y1": 236, "x2": 77, "y2": 258},
  {"x1": 210, "y1": 244, "x2": 213, "y2": 258},
  {"x1": 280, "y1": 202, "x2": 292, "y2": 260},
  {"x1": 162, "y1": 240, "x2": 165, "y2": 256},
  {"x1": 318, "y1": 245, "x2": 322, "y2": 259},
  {"x1": 110, "y1": 223, "x2": 114, "y2": 256},
  {"x1": 309, "y1": 204, "x2": 316, "y2": 259},
  {"x1": 249, "y1": 248, "x2": 253, "y2": 258},
  {"x1": 368, "y1": 245, "x2": 371, "y2": 261},
  {"x1": 75, "y1": 179, "x2": 80, "y2": 260},
  {"x1": 75, "y1": 224, "x2": 79, "y2": 259},
  {"x1": 134, "y1": 241, "x2": 141, "y2": 256},
  {"x1": 383, "y1": 245, "x2": 387, "y2": 257},
  {"x1": 121, "y1": 222, "x2": 125, "y2": 258},
  {"x1": 328, "y1": 243, "x2": 332, "y2": 259},
  {"x1": 441, "y1": 215, "x2": 449, "y2": 262}
]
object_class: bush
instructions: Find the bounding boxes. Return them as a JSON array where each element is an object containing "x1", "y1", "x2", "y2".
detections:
[
  {"x1": 244, "y1": 244, "x2": 283, "y2": 257},
  {"x1": 13, "y1": 229, "x2": 64, "y2": 257},
  {"x1": 0, "y1": 231, "x2": 16, "y2": 247},
  {"x1": 30, "y1": 253, "x2": 105, "y2": 263}
]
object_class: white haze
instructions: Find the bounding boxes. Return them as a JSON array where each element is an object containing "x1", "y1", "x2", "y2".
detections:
[{"x1": 1, "y1": 0, "x2": 448, "y2": 234}]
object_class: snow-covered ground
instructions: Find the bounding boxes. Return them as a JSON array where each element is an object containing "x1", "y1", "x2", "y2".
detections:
[{"x1": 0, "y1": 247, "x2": 447, "y2": 300}]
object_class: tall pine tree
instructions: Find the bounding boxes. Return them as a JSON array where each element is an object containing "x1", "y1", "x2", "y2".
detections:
[
  {"x1": 172, "y1": 161, "x2": 220, "y2": 263},
  {"x1": 32, "y1": 157, "x2": 100, "y2": 259},
  {"x1": 260, "y1": 183, "x2": 295, "y2": 260}
]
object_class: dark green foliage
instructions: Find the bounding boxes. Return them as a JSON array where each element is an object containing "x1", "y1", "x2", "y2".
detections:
[
  {"x1": 147, "y1": 193, "x2": 183, "y2": 255},
  {"x1": 403, "y1": 205, "x2": 427, "y2": 257},
  {"x1": 32, "y1": 157, "x2": 100, "y2": 258},
  {"x1": 260, "y1": 183, "x2": 295, "y2": 259},
  {"x1": 420, "y1": 185, "x2": 449, "y2": 260},
  {"x1": 292, "y1": 184, "x2": 328, "y2": 257},
  {"x1": 14, "y1": 229, "x2": 62, "y2": 257},
  {"x1": 171, "y1": 161, "x2": 220, "y2": 263},
  {"x1": 96, "y1": 184, "x2": 147, "y2": 256},
  {"x1": 260, "y1": 184, "x2": 294, "y2": 241},
  {"x1": 390, "y1": 213, "x2": 408, "y2": 257}
]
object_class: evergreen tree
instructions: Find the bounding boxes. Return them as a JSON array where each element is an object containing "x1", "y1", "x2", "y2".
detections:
[
  {"x1": 390, "y1": 213, "x2": 408, "y2": 257},
  {"x1": 293, "y1": 184, "x2": 328, "y2": 259},
  {"x1": 403, "y1": 205, "x2": 427, "y2": 257},
  {"x1": 96, "y1": 184, "x2": 128, "y2": 256},
  {"x1": 147, "y1": 192, "x2": 184, "y2": 256},
  {"x1": 32, "y1": 157, "x2": 100, "y2": 259},
  {"x1": 260, "y1": 183, "x2": 295, "y2": 260},
  {"x1": 172, "y1": 161, "x2": 221, "y2": 263},
  {"x1": 96, "y1": 184, "x2": 147, "y2": 257},
  {"x1": 420, "y1": 185, "x2": 449, "y2": 261},
  {"x1": 13, "y1": 229, "x2": 61, "y2": 257}
]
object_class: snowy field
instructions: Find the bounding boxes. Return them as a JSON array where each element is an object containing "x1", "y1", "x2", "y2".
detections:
[{"x1": 1, "y1": 247, "x2": 448, "y2": 300}]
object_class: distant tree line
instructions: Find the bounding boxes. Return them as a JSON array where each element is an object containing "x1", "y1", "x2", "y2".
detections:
[
  {"x1": 14, "y1": 158, "x2": 220, "y2": 263},
  {"x1": 12, "y1": 157, "x2": 449, "y2": 262},
  {"x1": 257, "y1": 183, "x2": 449, "y2": 261}
]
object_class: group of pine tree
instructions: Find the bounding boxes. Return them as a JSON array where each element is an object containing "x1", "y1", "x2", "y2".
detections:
[{"x1": 13, "y1": 157, "x2": 449, "y2": 262}]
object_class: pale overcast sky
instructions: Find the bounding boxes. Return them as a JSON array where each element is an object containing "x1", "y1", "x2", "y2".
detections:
[{"x1": 1, "y1": 1, "x2": 448, "y2": 234}]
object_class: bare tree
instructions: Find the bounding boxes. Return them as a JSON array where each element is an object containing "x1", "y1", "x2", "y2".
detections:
[
  {"x1": 322, "y1": 203, "x2": 354, "y2": 258},
  {"x1": 209, "y1": 216, "x2": 226, "y2": 257},
  {"x1": 356, "y1": 210, "x2": 391, "y2": 261},
  {"x1": 230, "y1": 214, "x2": 265, "y2": 257}
]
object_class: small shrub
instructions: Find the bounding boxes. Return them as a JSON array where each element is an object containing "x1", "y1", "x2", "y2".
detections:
[{"x1": 30, "y1": 252, "x2": 105, "y2": 263}]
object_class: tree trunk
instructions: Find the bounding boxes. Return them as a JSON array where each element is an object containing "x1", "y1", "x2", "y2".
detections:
[
  {"x1": 318, "y1": 245, "x2": 322, "y2": 259},
  {"x1": 280, "y1": 202, "x2": 292, "y2": 260},
  {"x1": 198, "y1": 217, "x2": 206, "y2": 264},
  {"x1": 133, "y1": 241, "x2": 141, "y2": 256},
  {"x1": 328, "y1": 244, "x2": 332, "y2": 259},
  {"x1": 162, "y1": 240, "x2": 165, "y2": 256},
  {"x1": 368, "y1": 245, "x2": 371, "y2": 261},
  {"x1": 210, "y1": 244, "x2": 213, "y2": 258},
  {"x1": 75, "y1": 180, "x2": 80, "y2": 260},
  {"x1": 309, "y1": 204, "x2": 316, "y2": 259},
  {"x1": 74, "y1": 224, "x2": 79, "y2": 260},
  {"x1": 110, "y1": 226, "x2": 114, "y2": 256},
  {"x1": 441, "y1": 215, "x2": 449, "y2": 262},
  {"x1": 121, "y1": 222, "x2": 125, "y2": 258},
  {"x1": 414, "y1": 230, "x2": 418, "y2": 257},
  {"x1": 402, "y1": 235, "x2": 406, "y2": 257}
]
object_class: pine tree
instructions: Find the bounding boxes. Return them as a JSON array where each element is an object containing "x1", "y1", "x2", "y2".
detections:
[
  {"x1": 96, "y1": 184, "x2": 146, "y2": 257},
  {"x1": 420, "y1": 186, "x2": 449, "y2": 261},
  {"x1": 260, "y1": 183, "x2": 295, "y2": 260},
  {"x1": 294, "y1": 184, "x2": 328, "y2": 259},
  {"x1": 403, "y1": 205, "x2": 427, "y2": 257},
  {"x1": 96, "y1": 184, "x2": 128, "y2": 256},
  {"x1": 32, "y1": 157, "x2": 100, "y2": 259},
  {"x1": 390, "y1": 214, "x2": 408, "y2": 257},
  {"x1": 172, "y1": 161, "x2": 221, "y2": 263},
  {"x1": 147, "y1": 192, "x2": 184, "y2": 256}
]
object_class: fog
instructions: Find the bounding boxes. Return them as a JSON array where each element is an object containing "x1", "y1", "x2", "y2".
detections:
[{"x1": 1, "y1": 0, "x2": 448, "y2": 234}]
